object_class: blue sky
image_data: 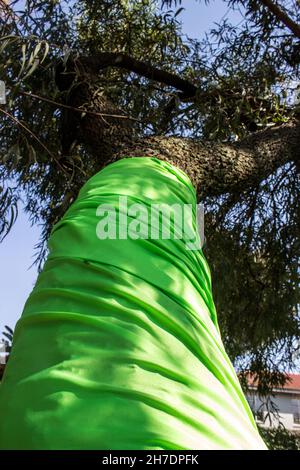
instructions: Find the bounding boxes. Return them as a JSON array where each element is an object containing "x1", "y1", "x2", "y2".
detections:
[{"x1": 0, "y1": 0, "x2": 242, "y2": 333}]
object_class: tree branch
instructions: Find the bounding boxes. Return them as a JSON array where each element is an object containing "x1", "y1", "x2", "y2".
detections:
[
  {"x1": 0, "y1": 105, "x2": 68, "y2": 175},
  {"x1": 260, "y1": 0, "x2": 300, "y2": 39},
  {"x1": 55, "y1": 55, "x2": 300, "y2": 200},
  {"x1": 104, "y1": 119, "x2": 300, "y2": 199},
  {"x1": 76, "y1": 52, "x2": 198, "y2": 99},
  {"x1": 19, "y1": 89, "x2": 138, "y2": 121}
]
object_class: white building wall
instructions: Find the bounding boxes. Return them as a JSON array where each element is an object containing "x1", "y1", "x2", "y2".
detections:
[
  {"x1": 0, "y1": 340, "x2": 7, "y2": 365},
  {"x1": 246, "y1": 391, "x2": 300, "y2": 433}
]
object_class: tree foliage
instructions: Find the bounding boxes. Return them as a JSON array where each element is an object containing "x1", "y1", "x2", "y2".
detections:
[
  {"x1": 258, "y1": 425, "x2": 300, "y2": 450},
  {"x1": 0, "y1": 0, "x2": 299, "y2": 401}
]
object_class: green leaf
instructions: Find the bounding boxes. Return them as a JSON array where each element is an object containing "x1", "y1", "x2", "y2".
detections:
[
  {"x1": 2, "y1": 143, "x2": 20, "y2": 166},
  {"x1": 23, "y1": 58, "x2": 40, "y2": 80},
  {"x1": 0, "y1": 36, "x2": 19, "y2": 54},
  {"x1": 174, "y1": 7, "x2": 184, "y2": 17},
  {"x1": 18, "y1": 43, "x2": 27, "y2": 79},
  {"x1": 27, "y1": 144, "x2": 37, "y2": 163},
  {"x1": 40, "y1": 41, "x2": 50, "y2": 64}
]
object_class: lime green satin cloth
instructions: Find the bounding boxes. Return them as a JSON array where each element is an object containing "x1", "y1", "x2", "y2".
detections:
[{"x1": 0, "y1": 157, "x2": 267, "y2": 449}]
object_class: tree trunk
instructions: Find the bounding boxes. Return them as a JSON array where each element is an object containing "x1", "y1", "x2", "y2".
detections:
[
  {"x1": 56, "y1": 60, "x2": 300, "y2": 201},
  {"x1": 106, "y1": 121, "x2": 300, "y2": 199},
  {"x1": 56, "y1": 58, "x2": 300, "y2": 201}
]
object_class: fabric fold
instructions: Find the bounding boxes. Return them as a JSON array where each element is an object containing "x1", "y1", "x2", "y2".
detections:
[{"x1": 0, "y1": 157, "x2": 267, "y2": 449}]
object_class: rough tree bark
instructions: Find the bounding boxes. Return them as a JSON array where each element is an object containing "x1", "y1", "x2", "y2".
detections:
[{"x1": 56, "y1": 55, "x2": 300, "y2": 200}]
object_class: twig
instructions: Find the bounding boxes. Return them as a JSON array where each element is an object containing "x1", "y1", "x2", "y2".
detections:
[
  {"x1": 19, "y1": 90, "x2": 139, "y2": 121},
  {"x1": 0, "y1": 105, "x2": 67, "y2": 174},
  {"x1": 260, "y1": 0, "x2": 300, "y2": 39}
]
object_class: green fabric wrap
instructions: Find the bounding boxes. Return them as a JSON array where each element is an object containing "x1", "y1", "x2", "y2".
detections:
[{"x1": 0, "y1": 157, "x2": 267, "y2": 449}]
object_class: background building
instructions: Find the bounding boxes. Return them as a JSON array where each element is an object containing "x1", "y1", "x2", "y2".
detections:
[{"x1": 246, "y1": 374, "x2": 300, "y2": 434}]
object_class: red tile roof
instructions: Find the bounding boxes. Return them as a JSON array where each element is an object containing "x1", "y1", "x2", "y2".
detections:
[
  {"x1": 284, "y1": 374, "x2": 300, "y2": 391},
  {"x1": 246, "y1": 373, "x2": 300, "y2": 391}
]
